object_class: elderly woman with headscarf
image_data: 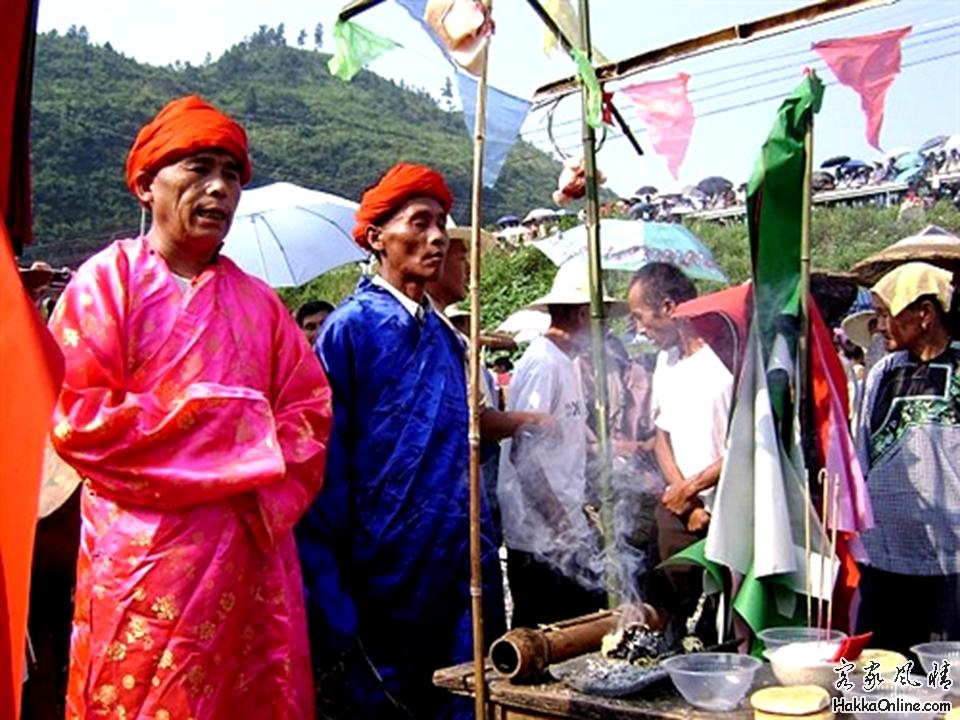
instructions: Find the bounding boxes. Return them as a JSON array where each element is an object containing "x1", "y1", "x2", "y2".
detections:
[
  {"x1": 855, "y1": 262, "x2": 960, "y2": 656},
  {"x1": 49, "y1": 96, "x2": 332, "y2": 718}
]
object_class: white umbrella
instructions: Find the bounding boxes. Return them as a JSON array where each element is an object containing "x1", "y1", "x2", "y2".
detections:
[
  {"x1": 495, "y1": 225, "x2": 529, "y2": 241},
  {"x1": 522, "y1": 207, "x2": 559, "y2": 224},
  {"x1": 221, "y1": 182, "x2": 367, "y2": 288},
  {"x1": 495, "y1": 308, "x2": 550, "y2": 344}
]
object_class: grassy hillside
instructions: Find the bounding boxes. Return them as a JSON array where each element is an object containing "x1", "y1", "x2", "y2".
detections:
[{"x1": 26, "y1": 27, "x2": 564, "y2": 267}]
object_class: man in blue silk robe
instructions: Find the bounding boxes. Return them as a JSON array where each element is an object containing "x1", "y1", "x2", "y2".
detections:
[{"x1": 296, "y1": 163, "x2": 504, "y2": 720}]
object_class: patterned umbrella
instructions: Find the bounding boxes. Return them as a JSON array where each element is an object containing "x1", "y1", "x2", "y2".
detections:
[{"x1": 531, "y1": 218, "x2": 728, "y2": 283}]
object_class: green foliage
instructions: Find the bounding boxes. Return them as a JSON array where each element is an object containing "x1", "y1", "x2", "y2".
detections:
[
  {"x1": 688, "y1": 200, "x2": 960, "y2": 285},
  {"x1": 25, "y1": 30, "x2": 564, "y2": 267},
  {"x1": 277, "y1": 264, "x2": 362, "y2": 310},
  {"x1": 478, "y1": 245, "x2": 556, "y2": 328}
]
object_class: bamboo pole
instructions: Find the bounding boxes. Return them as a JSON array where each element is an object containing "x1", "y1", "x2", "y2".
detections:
[
  {"x1": 576, "y1": 0, "x2": 619, "y2": 609},
  {"x1": 524, "y1": 0, "x2": 644, "y2": 160},
  {"x1": 532, "y1": 0, "x2": 893, "y2": 102},
  {"x1": 801, "y1": 81, "x2": 816, "y2": 637},
  {"x1": 468, "y1": 8, "x2": 492, "y2": 719},
  {"x1": 799, "y1": 85, "x2": 815, "y2": 532},
  {"x1": 338, "y1": 0, "x2": 386, "y2": 22}
]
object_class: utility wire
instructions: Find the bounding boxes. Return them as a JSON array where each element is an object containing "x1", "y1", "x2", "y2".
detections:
[
  {"x1": 547, "y1": 47, "x2": 960, "y2": 156},
  {"x1": 524, "y1": 24, "x2": 960, "y2": 141}
]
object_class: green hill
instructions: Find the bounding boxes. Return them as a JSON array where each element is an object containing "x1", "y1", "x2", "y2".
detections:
[{"x1": 25, "y1": 27, "x2": 565, "y2": 267}]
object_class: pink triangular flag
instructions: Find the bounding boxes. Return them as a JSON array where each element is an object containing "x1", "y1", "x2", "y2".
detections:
[
  {"x1": 621, "y1": 73, "x2": 694, "y2": 179},
  {"x1": 813, "y1": 27, "x2": 911, "y2": 150}
]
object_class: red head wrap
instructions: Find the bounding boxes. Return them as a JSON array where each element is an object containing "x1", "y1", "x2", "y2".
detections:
[
  {"x1": 125, "y1": 95, "x2": 252, "y2": 195},
  {"x1": 353, "y1": 163, "x2": 453, "y2": 249}
]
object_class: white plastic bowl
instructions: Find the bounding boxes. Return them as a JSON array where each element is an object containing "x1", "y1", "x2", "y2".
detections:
[
  {"x1": 910, "y1": 642, "x2": 960, "y2": 675},
  {"x1": 765, "y1": 641, "x2": 845, "y2": 693},
  {"x1": 759, "y1": 627, "x2": 847, "y2": 653},
  {"x1": 661, "y1": 653, "x2": 762, "y2": 711}
]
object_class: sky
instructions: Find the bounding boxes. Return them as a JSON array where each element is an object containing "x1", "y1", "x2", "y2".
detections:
[{"x1": 36, "y1": 0, "x2": 960, "y2": 199}]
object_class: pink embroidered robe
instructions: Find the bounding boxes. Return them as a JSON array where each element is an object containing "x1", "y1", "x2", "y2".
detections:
[{"x1": 49, "y1": 237, "x2": 331, "y2": 719}]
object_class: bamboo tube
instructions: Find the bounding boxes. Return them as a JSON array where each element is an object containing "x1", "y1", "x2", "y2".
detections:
[{"x1": 489, "y1": 610, "x2": 620, "y2": 681}]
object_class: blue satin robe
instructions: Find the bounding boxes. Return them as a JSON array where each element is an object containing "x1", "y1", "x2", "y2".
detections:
[{"x1": 296, "y1": 277, "x2": 504, "y2": 719}]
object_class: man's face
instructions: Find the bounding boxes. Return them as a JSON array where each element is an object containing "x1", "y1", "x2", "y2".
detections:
[
  {"x1": 299, "y1": 311, "x2": 328, "y2": 346},
  {"x1": 430, "y1": 237, "x2": 469, "y2": 305},
  {"x1": 874, "y1": 300, "x2": 926, "y2": 353},
  {"x1": 369, "y1": 197, "x2": 448, "y2": 285},
  {"x1": 627, "y1": 280, "x2": 679, "y2": 350},
  {"x1": 136, "y1": 149, "x2": 243, "y2": 256}
]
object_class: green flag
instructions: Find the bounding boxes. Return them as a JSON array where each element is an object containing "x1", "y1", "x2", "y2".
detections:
[
  {"x1": 697, "y1": 73, "x2": 825, "y2": 643},
  {"x1": 569, "y1": 46, "x2": 602, "y2": 129},
  {"x1": 328, "y1": 19, "x2": 400, "y2": 82},
  {"x1": 748, "y1": 72, "x2": 824, "y2": 365}
]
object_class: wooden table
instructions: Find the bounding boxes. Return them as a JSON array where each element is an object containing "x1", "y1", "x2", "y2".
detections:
[{"x1": 434, "y1": 662, "x2": 781, "y2": 720}]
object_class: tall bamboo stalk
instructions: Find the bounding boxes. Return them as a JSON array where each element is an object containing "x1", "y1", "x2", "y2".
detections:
[
  {"x1": 468, "y1": 9, "x2": 491, "y2": 719},
  {"x1": 800, "y1": 80, "x2": 815, "y2": 635},
  {"x1": 577, "y1": 0, "x2": 618, "y2": 608},
  {"x1": 799, "y1": 91, "x2": 813, "y2": 440}
]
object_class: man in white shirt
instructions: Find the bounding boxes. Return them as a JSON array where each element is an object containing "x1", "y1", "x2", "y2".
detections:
[
  {"x1": 498, "y1": 263, "x2": 617, "y2": 628},
  {"x1": 424, "y1": 228, "x2": 550, "y2": 540},
  {"x1": 627, "y1": 262, "x2": 733, "y2": 641}
]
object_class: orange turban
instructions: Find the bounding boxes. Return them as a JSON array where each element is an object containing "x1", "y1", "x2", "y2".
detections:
[
  {"x1": 125, "y1": 95, "x2": 252, "y2": 195},
  {"x1": 353, "y1": 163, "x2": 453, "y2": 249}
]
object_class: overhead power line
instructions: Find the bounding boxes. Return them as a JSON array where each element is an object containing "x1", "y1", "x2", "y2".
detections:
[
  {"x1": 525, "y1": 24, "x2": 959, "y2": 142},
  {"x1": 546, "y1": 46, "x2": 960, "y2": 157}
]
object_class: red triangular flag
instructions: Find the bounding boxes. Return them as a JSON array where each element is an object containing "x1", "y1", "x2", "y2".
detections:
[
  {"x1": 813, "y1": 27, "x2": 911, "y2": 150},
  {"x1": 621, "y1": 73, "x2": 694, "y2": 179},
  {"x1": 833, "y1": 631, "x2": 873, "y2": 662},
  {"x1": 601, "y1": 91, "x2": 615, "y2": 126}
]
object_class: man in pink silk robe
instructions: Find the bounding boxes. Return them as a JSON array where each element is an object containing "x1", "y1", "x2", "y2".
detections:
[{"x1": 48, "y1": 95, "x2": 332, "y2": 719}]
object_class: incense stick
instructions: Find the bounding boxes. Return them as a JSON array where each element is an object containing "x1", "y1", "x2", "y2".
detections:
[
  {"x1": 804, "y1": 471, "x2": 821, "y2": 629},
  {"x1": 826, "y1": 474, "x2": 840, "y2": 639},
  {"x1": 818, "y1": 469, "x2": 829, "y2": 640}
]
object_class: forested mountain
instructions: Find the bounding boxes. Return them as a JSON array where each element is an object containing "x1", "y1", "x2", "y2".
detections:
[{"x1": 26, "y1": 26, "x2": 564, "y2": 266}]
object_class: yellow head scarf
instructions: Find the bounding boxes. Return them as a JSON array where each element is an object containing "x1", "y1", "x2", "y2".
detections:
[{"x1": 871, "y1": 262, "x2": 954, "y2": 317}]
